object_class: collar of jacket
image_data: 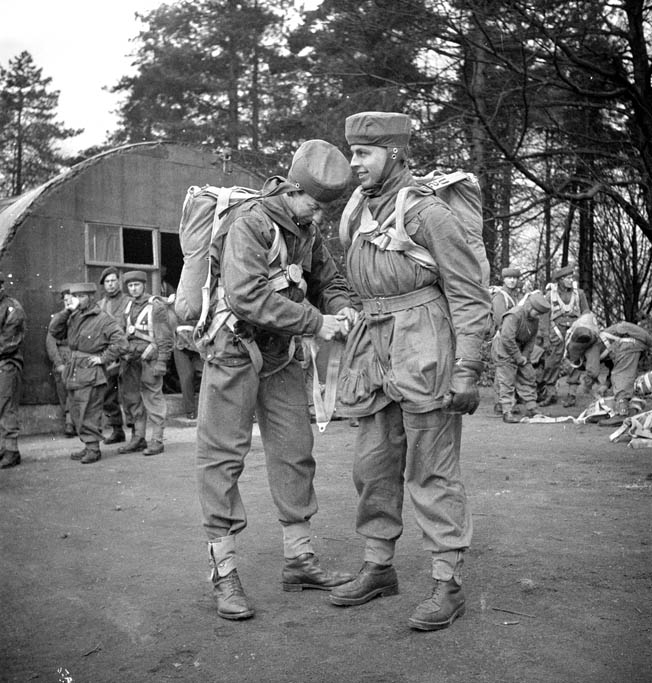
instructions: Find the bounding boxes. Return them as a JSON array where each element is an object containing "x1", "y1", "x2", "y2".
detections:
[
  {"x1": 259, "y1": 194, "x2": 304, "y2": 238},
  {"x1": 76, "y1": 303, "x2": 101, "y2": 318}
]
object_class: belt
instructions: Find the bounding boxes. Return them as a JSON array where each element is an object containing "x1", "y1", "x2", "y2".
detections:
[{"x1": 361, "y1": 285, "x2": 441, "y2": 315}]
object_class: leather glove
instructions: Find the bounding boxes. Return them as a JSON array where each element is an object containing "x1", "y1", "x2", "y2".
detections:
[{"x1": 442, "y1": 359, "x2": 484, "y2": 415}]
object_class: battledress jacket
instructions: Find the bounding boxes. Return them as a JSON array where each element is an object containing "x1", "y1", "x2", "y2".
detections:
[
  {"x1": 204, "y1": 192, "x2": 355, "y2": 375},
  {"x1": 49, "y1": 305, "x2": 128, "y2": 389},
  {"x1": 0, "y1": 293, "x2": 26, "y2": 368},
  {"x1": 337, "y1": 168, "x2": 491, "y2": 416},
  {"x1": 122, "y1": 293, "x2": 173, "y2": 363},
  {"x1": 581, "y1": 322, "x2": 652, "y2": 382},
  {"x1": 492, "y1": 305, "x2": 539, "y2": 365}
]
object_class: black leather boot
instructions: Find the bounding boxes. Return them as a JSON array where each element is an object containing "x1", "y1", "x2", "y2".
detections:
[
  {"x1": 213, "y1": 569, "x2": 254, "y2": 620},
  {"x1": 329, "y1": 562, "x2": 399, "y2": 606},
  {"x1": 104, "y1": 427, "x2": 126, "y2": 444},
  {"x1": 408, "y1": 578, "x2": 466, "y2": 631},
  {"x1": 0, "y1": 450, "x2": 20, "y2": 468},
  {"x1": 502, "y1": 411, "x2": 520, "y2": 423},
  {"x1": 118, "y1": 436, "x2": 148, "y2": 453},
  {"x1": 282, "y1": 553, "x2": 354, "y2": 592}
]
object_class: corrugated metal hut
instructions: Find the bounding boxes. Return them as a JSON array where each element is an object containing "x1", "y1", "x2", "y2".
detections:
[{"x1": 0, "y1": 141, "x2": 264, "y2": 408}]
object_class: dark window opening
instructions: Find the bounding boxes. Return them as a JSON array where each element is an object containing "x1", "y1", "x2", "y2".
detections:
[{"x1": 123, "y1": 228, "x2": 154, "y2": 265}]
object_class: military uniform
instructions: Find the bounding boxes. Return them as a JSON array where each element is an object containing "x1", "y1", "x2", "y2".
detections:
[
  {"x1": 0, "y1": 276, "x2": 26, "y2": 469},
  {"x1": 490, "y1": 267, "x2": 522, "y2": 330},
  {"x1": 197, "y1": 139, "x2": 356, "y2": 621},
  {"x1": 97, "y1": 267, "x2": 131, "y2": 443},
  {"x1": 48, "y1": 283, "x2": 128, "y2": 464},
  {"x1": 118, "y1": 271, "x2": 173, "y2": 456},
  {"x1": 540, "y1": 265, "x2": 590, "y2": 405},
  {"x1": 173, "y1": 318, "x2": 202, "y2": 418},
  {"x1": 566, "y1": 317, "x2": 652, "y2": 422},
  {"x1": 491, "y1": 293, "x2": 550, "y2": 421},
  {"x1": 329, "y1": 112, "x2": 491, "y2": 631}
]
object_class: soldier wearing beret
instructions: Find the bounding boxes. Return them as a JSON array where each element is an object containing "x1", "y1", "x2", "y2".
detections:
[
  {"x1": 117, "y1": 271, "x2": 173, "y2": 456},
  {"x1": 97, "y1": 267, "x2": 130, "y2": 445},
  {"x1": 196, "y1": 139, "x2": 357, "y2": 621},
  {"x1": 48, "y1": 282, "x2": 128, "y2": 464},
  {"x1": 539, "y1": 264, "x2": 590, "y2": 407},
  {"x1": 0, "y1": 272, "x2": 26, "y2": 469},
  {"x1": 330, "y1": 112, "x2": 491, "y2": 631},
  {"x1": 491, "y1": 266, "x2": 522, "y2": 329},
  {"x1": 491, "y1": 292, "x2": 551, "y2": 422},
  {"x1": 45, "y1": 283, "x2": 76, "y2": 437}
]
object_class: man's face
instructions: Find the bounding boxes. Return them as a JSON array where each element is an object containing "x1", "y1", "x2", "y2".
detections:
[
  {"x1": 127, "y1": 281, "x2": 145, "y2": 298},
  {"x1": 350, "y1": 144, "x2": 388, "y2": 190},
  {"x1": 560, "y1": 275, "x2": 574, "y2": 288},
  {"x1": 527, "y1": 307, "x2": 542, "y2": 321},
  {"x1": 103, "y1": 273, "x2": 120, "y2": 295},
  {"x1": 285, "y1": 192, "x2": 325, "y2": 228},
  {"x1": 503, "y1": 276, "x2": 518, "y2": 289},
  {"x1": 76, "y1": 294, "x2": 91, "y2": 310}
]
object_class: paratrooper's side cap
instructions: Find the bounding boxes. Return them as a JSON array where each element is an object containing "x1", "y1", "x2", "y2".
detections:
[
  {"x1": 501, "y1": 267, "x2": 521, "y2": 278},
  {"x1": 123, "y1": 270, "x2": 148, "y2": 284},
  {"x1": 345, "y1": 112, "x2": 412, "y2": 147},
  {"x1": 287, "y1": 139, "x2": 352, "y2": 203},
  {"x1": 553, "y1": 264, "x2": 574, "y2": 280},
  {"x1": 68, "y1": 282, "x2": 97, "y2": 295},
  {"x1": 527, "y1": 291, "x2": 551, "y2": 314}
]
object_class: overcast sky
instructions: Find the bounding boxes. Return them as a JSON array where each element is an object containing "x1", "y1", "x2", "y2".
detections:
[{"x1": 0, "y1": 0, "x2": 165, "y2": 154}]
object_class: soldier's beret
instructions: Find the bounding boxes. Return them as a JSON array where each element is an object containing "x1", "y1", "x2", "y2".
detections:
[
  {"x1": 528, "y1": 291, "x2": 551, "y2": 314},
  {"x1": 553, "y1": 264, "x2": 574, "y2": 280},
  {"x1": 345, "y1": 112, "x2": 412, "y2": 148},
  {"x1": 100, "y1": 266, "x2": 120, "y2": 284},
  {"x1": 287, "y1": 139, "x2": 352, "y2": 203},
  {"x1": 68, "y1": 282, "x2": 97, "y2": 295},
  {"x1": 123, "y1": 270, "x2": 147, "y2": 284},
  {"x1": 501, "y1": 267, "x2": 521, "y2": 278}
]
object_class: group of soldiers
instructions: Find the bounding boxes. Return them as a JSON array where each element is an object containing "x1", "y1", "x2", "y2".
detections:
[
  {"x1": 489, "y1": 265, "x2": 652, "y2": 426},
  {"x1": 2, "y1": 109, "x2": 649, "y2": 636}
]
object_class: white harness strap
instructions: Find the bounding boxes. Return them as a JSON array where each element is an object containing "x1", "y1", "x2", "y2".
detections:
[{"x1": 307, "y1": 337, "x2": 343, "y2": 432}]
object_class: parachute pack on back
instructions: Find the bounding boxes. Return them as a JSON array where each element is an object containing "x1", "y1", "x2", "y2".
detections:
[
  {"x1": 339, "y1": 169, "x2": 489, "y2": 286},
  {"x1": 174, "y1": 185, "x2": 261, "y2": 329}
]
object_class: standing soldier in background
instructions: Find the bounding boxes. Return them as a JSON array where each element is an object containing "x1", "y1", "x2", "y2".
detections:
[
  {"x1": 539, "y1": 264, "x2": 590, "y2": 407},
  {"x1": 46, "y1": 283, "x2": 76, "y2": 437},
  {"x1": 491, "y1": 292, "x2": 550, "y2": 422},
  {"x1": 48, "y1": 282, "x2": 128, "y2": 464},
  {"x1": 330, "y1": 112, "x2": 491, "y2": 631},
  {"x1": 0, "y1": 272, "x2": 26, "y2": 469},
  {"x1": 490, "y1": 266, "x2": 522, "y2": 330},
  {"x1": 118, "y1": 271, "x2": 173, "y2": 456},
  {"x1": 97, "y1": 267, "x2": 130, "y2": 444}
]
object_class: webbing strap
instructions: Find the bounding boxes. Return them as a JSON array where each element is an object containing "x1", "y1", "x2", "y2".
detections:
[{"x1": 307, "y1": 337, "x2": 343, "y2": 432}]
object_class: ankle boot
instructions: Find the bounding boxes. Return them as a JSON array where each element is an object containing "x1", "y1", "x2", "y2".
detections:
[
  {"x1": 80, "y1": 448, "x2": 101, "y2": 464},
  {"x1": 104, "y1": 426, "x2": 126, "y2": 444},
  {"x1": 329, "y1": 562, "x2": 398, "y2": 606},
  {"x1": 213, "y1": 569, "x2": 254, "y2": 620},
  {"x1": 143, "y1": 440, "x2": 164, "y2": 456},
  {"x1": 0, "y1": 450, "x2": 20, "y2": 468},
  {"x1": 502, "y1": 411, "x2": 520, "y2": 423},
  {"x1": 408, "y1": 578, "x2": 466, "y2": 631},
  {"x1": 282, "y1": 553, "x2": 354, "y2": 592},
  {"x1": 118, "y1": 436, "x2": 148, "y2": 453}
]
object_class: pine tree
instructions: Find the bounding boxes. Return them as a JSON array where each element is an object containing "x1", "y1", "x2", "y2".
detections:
[{"x1": 0, "y1": 51, "x2": 81, "y2": 196}]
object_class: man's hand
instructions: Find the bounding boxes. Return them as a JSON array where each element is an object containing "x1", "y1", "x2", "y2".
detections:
[
  {"x1": 317, "y1": 315, "x2": 349, "y2": 341},
  {"x1": 87, "y1": 356, "x2": 103, "y2": 367},
  {"x1": 56, "y1": 364, "x2": 66, "y2": 374},
  {"x1": 153, "y1": 361, "x2": 167, "y2": 377},
  {"x1": 66, "y1": 296, "x2": 80, "y2": 311},
  {"x1": 442, "y1": 360, "x2": 484, "y2": 415},
  {"x1": 336, "y1": 307, "x2": 359, "y2": 336}
]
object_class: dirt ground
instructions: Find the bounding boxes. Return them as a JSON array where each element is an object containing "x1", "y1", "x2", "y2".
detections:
[{"x1": 1, "y1": 385, "x2": 651, "y2": 683}]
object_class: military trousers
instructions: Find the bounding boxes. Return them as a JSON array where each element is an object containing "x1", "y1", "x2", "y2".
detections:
[
  {"x1": 494, "y1": 360, "x2": 537, "y2": 412},
  {"x1": 197, "y1": 358, "x2": 317, "y2": 541},
  {"x1": 70, "y1": 383, "x2": 105, "y2": 446},
  {"x1": 542, "y1": 332, "x2": 581, "y2": 396},
  {"x1": 103, "y1": 372, "x2": 125, "y2": 427},
  {"x1": 0, "y1": 361, "x2": 22, "y2": 450},
  {"x1": 352, "y1": 402, "x2": 472, "y2": 563},
  {"x1": 120, "y1": 358, "x2": 166, "y2": 440},
  {"x1": 609, "y1": 341, "x2": 646, "y2": 404}
]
